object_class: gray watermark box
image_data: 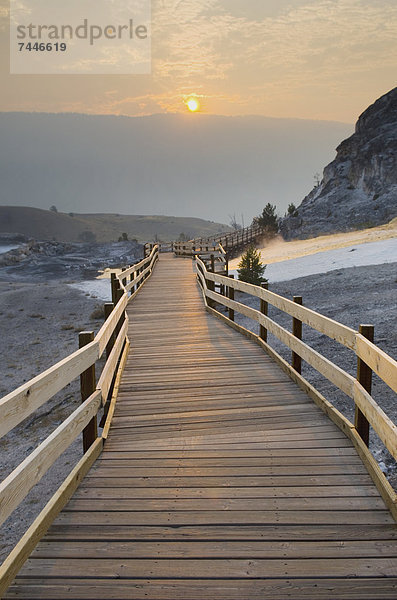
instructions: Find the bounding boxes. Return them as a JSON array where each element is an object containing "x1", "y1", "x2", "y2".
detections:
[{"x1": 10, "y1": 0, "x2": 151, "y2": 74}]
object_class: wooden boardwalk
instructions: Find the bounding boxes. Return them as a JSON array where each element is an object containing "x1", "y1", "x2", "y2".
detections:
[{"x1": 6, "y1": 254, "x2": 397, "y2": 599}]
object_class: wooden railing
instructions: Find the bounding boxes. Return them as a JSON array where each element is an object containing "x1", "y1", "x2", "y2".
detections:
[
  {"x1": 144, "y1": 242, "x2": 173, "y2": 255},
  {"x1": 195, "y1": 253, "x2": 397, "y2": 519},
  {"x1": 173, "y1": 223, "x2": 264, "y2": 257},
  {"x1": 0, "y1": 245, "x2": 159, "y2": 594}
]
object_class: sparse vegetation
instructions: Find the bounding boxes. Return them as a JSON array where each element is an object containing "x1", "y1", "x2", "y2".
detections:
[
  {"x1": 229, "y1": 213, "x2": 242, "y2": 230},
  {"x1": 237, "y1": 245, "x2": 267, "y2": 286}
]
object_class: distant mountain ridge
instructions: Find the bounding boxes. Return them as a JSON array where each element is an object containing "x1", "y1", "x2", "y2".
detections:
[
  {"x1": 0, "y1": 206, "x2": 231, "y2": 243},
  {"x1": 280, "y1": 87, "x2": 397, "y2": 239},
  {"x1": 0, "y1": 112, "x2": 352, "y2": 223}
]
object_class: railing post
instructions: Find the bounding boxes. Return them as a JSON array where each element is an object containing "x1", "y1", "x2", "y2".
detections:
[
  {"x1": 228, "y1": 274, "x2": 235, "y2": 321},
  {"x1": 104, "y1": 303, "x2": 115, "y2": 359},
  {"x1": 206, "y1": 255, "x2": 215, "y2": 308},
  {"x1": 121, "y1": 267, "x2": 127, "y2": 288},
  {"x1": 130, "y1": 270, "x2": 135, "y2": 294},
  {"x1": 114, "y1": 280, "x2": 126, "y2": 338},
  {"x1": 259, "y1": 282, "x2": 269, "y2": 342},
  {"x1": 210, "y1": 254, "x2": 215, "y2": 273},
  {"x1": 110, "y1": 272, "x2": 118, "y2": 304},
  {"x1": 79, "y1": 331, "x2": 97, "y2": 453},
  {"x1": 355, "y1": 324, "x2": 374, "y2": 446},
  {"x1": 292, "y1": 296, "x2": 303, "y2": 374},
  {"x1": 116, "y1": 279, "x2": 124, "y2": 303}
]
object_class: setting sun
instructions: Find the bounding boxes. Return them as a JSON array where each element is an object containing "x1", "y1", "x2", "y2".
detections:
[{"x1": 186, "y1": 97, "x2": 200, "y2": 112}]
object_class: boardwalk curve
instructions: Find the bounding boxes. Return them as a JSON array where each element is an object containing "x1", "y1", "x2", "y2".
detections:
[{"x1": 4, "y1": 253, "x2": 397, "y2": 599}]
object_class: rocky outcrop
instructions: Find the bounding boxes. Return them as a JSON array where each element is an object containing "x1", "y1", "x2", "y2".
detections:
[
  {"x1": 280, "y1": 87, "x2": 397, "y2": 240},
  {"x1": 0, "y1": 239, "x2": 144, "y2": 280},
  {"x1": 0, "y1": 240, "x2": 72, "y2": 267}
]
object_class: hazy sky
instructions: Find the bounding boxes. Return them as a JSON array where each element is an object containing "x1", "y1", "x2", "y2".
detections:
[{"x1": 1, "y1": 0, "x2": 397, "y2": 122}]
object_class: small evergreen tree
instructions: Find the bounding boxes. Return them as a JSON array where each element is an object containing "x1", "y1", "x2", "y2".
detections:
[
  {"x1": 286, "y1": 203, "x2": 298, "y2": 217},
  {"x1": 254, "y1": 203, "x2": 278, "y2": 234},
  {"x1": 237, "y1": 245, "x2": 267, "y2": 286}
]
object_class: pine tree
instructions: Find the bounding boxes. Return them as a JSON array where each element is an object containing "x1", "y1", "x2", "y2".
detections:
[
  {"x1": 286, "y1": 203, "x2": 298, "y2": 217},
  {"x1": 237, "y1": 245, "x2": 267, "y2": 286},
  {"x1": 253, "y1": 203, "x2": 278, "y2": 234}
]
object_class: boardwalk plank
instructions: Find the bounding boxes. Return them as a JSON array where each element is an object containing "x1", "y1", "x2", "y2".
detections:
[
  {"x1": 16, "y1": 557, "x2": 397, "y2": 578},
  {"x1": 74, "y1": 485, "x2": 379, "y2": 499},
  {"x1": 30, "y1": 540, "x2": 397, "y2": 559},
  {"x1": 5, "y1": 579, "x2": 397, "y2": 600},
  {"x1": 44, "y1": 524, "x2": 397, "y2": 541}
]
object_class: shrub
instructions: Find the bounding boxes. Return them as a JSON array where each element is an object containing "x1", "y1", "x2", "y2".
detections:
[{"x1": 237, "y1": 245, "x2": 267, "y2": 286}]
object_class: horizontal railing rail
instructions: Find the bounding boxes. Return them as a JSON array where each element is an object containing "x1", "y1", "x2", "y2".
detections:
[
  {"x1": 195, "y1": 253, "x2": 397, "y2": 518},
  {"x1": 0, "y1": 244, "x2": 159, "y2": 594}
]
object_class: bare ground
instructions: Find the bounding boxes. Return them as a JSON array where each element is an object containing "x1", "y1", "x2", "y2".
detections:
[{"x1": 229, "y1": 219, "x2": 397, "y2": 268}]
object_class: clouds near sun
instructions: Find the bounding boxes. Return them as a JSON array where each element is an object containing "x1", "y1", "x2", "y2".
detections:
[{"x1": 152, "y1": 0, "x2": 397, "y2": 120}]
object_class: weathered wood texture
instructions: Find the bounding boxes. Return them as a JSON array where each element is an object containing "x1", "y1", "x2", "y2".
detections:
[{"x1": 5, "y1": 254, "x2": 397, "y2": 599}]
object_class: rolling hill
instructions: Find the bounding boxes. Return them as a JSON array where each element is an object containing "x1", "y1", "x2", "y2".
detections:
[{"x1": 0, "y1": 206, "x2": 231, "y2": 243}]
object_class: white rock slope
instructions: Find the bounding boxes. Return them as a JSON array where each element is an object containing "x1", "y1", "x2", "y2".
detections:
[{"x1": 280, "y1": 87, "x2": 397, "y2": 239}]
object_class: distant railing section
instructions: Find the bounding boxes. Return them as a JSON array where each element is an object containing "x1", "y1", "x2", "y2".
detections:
[
  {"x1": 173, "y1": 223, "x2": 264, "y2": 257},
  {"x1": 195, "y1": 254, "x2": 397, "y2": 519},
  {"x1": 144, "y1": 242, "x2": 173, "y2": 255},
  {"x1": 0, "y1": 245, "x2": 160, "y2": 594}
]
